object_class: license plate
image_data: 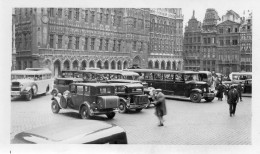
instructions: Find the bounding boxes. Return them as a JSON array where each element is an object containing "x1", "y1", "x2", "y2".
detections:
[{"x1": 11, "y1": 91, "x2": 20, "y2": 96}]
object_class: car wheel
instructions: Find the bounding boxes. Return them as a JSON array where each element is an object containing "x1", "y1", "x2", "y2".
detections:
[
  {"x1": 136, "y1": 109, "x2": 142, "y2": 112},
  {"x1": 205, "y1": 97, "x2": 214, "y2": 102},
  {"x1": 25, "y1": 90, "x2": 33, "y2": 101},
  {"x1": 80, "y1": 106, "x2": 91, "y2": 119},
  {"x1": 190, "y1": 92, "x2": 202, "y2": 103},
  {"x1": 51, "y1": 100, "x2": 60, "y2": 113},
  {"x1": 51, "y1": 88, "x2": 58, "y2": 96},
  {"x1": 106, "y1": 112, "x2": 116, "y2": 119},
  {"x1": 118, "y1": 101, "x2": 127, "y2": 113}
]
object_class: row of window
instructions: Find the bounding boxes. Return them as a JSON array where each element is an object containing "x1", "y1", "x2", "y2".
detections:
[
  {"x1": 49, "y1": 8, "x2": 124, "y2": 27},
  {"x1": 49, "y1": 34, "x2": 147, "y2": 52},
  {"x1": 219, "y1": 39, "x2": 238, "y2": 46},
  {"x1": 15, "y1": 33, "x2": 31, "y2": 50},
  {"x1": 184, "y1": 36, "x2": 201, "y2": 44}
]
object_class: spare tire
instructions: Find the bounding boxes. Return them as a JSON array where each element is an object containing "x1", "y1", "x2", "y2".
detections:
[{"x1": 60, "y1": 95, "x2": 67, "y2": 108}]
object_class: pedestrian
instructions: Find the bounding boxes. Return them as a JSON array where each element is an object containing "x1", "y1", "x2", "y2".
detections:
[
  {"x1": 224, "y1": 84, "x2": 230, "y2": 101},
  {"x1": 227, "y1": 85, "x2": 239, "y2": 117},
  {"x1": 237, "y1": 82, "x2": 243, "y2": 102},
  {"x1": 154, "y1": 91, "x2": 167, "y2": 126},
  {"x1": 216, "y1": 82, "x2": 225, "y2": 101}
]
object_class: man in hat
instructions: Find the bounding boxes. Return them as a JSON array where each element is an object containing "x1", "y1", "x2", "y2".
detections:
[
  {"x1": 154, "y1": 91, "x2": 167, "y2": 126},
  {"x1": 227, "y1": 85, "x2": 239, "y2": 117}
]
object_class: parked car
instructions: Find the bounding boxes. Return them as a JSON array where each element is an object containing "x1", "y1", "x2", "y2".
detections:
[
  {"x1": 13, "y1": 120, "x2": 127, "y2": 144},
  {"x1": 51, "y1": 77, "x2": 84, "y2": 97},
  {"x1": 112, "y1": 82, "x2": 148, "y2": 113},
  {"x1": 243, "y1": 79, "x2": 252, "y2": 94},
  {"x1": 51, "y1": 83, "x2": 119, "y2": 119},
  {"x1": 11, "y1": 68, "x2": 52, "y2": 101}
]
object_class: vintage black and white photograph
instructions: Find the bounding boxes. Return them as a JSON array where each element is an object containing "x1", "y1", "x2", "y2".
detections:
[{"x1": 1, "y1": 0, "x2": 260, "y2": 153}]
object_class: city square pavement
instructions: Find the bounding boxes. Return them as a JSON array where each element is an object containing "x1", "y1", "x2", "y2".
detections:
[{"x1": 11, "y1": 94, "x2": 251, "y2": 144}]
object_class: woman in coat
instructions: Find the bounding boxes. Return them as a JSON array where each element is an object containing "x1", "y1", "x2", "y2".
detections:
[
  {"x1": 154, "y1": 92, "x2": 167, "y2": 126},
  {"x1": 216, "y1": 82, "x2": 225, "y2": 101}
]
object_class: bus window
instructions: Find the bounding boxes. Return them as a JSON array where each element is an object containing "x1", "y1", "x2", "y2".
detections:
[
  {"x1": 164, "y1": 73, "x2": 174, "y2": 81},
  {"x1": 175, "y1": 74, "x2": 184, "y2": 82},
  {"x1": 26, "y1": 75, "x2": 35, "y2": 80},
  {"x1": 144, "y1": 73, "x2": 153, "y2": 80},
  {"x1": 154, "y1": 73, "x2": 163, "y2": 80}
]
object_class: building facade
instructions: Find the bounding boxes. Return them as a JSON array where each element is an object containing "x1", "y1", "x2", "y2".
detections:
[
  {"x1": 12, "y1": 9, "x2": 16, "y2": 70},
  {"x1": 148, "y1": 8, "x2": 184, "y2": 70},
  {"x1": 183, "y1": 9, "x2": 252, "y2": 75},
  {"x1": 14, "y1": 8, "x2": 183, "y2": 76},
  {"x1": 183, "y1": 11, "x2": 202, "y2": 71}
]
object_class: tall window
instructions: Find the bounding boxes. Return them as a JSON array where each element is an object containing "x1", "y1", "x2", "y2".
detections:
[
  {"x1": 49, "y1": 8, "x2": 54, "y2": 17},
  {"x1": 133, "y1": 41, "x2": 136, "y2": 51},
  {"x1": 76, "y1": 37, "x2": 79, "y2": 49},
  {"x1": 99, "y1": 13, "x2": 103, "y2": 24},
  {"x1": 85, "y1": 10, "x2": 88, "y2": 22},
  {"x1": 68, "y1": 9, "x2": 72, "y2": 20},
  {"x1": 226, "y1": 38, "x2": 230, "y2": 46},
  {"x1": 75, "y1": 8, "x2": 79, "y2": 21},
  {"x1": 112, "y1": 15, "x2": 116, "y2": 26},
  {"x1": 105, "y1": 14, "x2": 109, "y2": 24},
  {"x1": 113, "y1": 40, "x2": 116, "y2": 51},
  {"x1": 117, "y1": 16, "x2": 121, "y2": 27},
  {"x1": 24, "y1": 34, "x2": 27, "y2": 50},
  {"x1": 58, "y1": 35, "x2": 62, "y2": 49},
  {"x1": 68, "y1": 36, "x2": 72, "y2": 49},
  {"x1": 91, "y1": 11, "x2": 95, "y2": 23},
  {"x1": 99, "y1": 39, "x2": 103, "y2": 50},
  {"x1": 84, "y1": 37, "x2": 88, "y2": 50},
  {"x1": 49, "y1": 34, "x2": 54, "y2": 48},
  {"x1": 140, "y1": 42, "x2": 143, "y2": 51},
  {"x1": 133, "y1": 18, "x2": 137, "y2": 28},
  {"x1": 118, "y1": 40, "x2": 121, "y2": 52},
  {"x1": 91, "y1": 38, "x2": 95, "y2": 50},
  {"x1": 105, "y1": 39, "x2": 109, "y2": 51},
  {"x1": 58, "y1": 8, "x2": 62, "y2": 18},
  {"x1": 220, "y1": 40, "x2": 224, "y2": 46}
]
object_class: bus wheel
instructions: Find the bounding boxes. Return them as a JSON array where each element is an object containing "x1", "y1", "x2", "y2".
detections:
[
  {"x1": 205, "y1": 97, "x2": 214, "y2": 102},
  {"x1": 25, "y1": 90, "x2": 33, "y2": 101},
  {"x1": 190, "y1": 92, "x2": 202, "y2": 103}
]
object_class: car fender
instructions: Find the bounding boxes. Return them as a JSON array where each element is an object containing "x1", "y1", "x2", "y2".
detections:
[
  {"x1": 79, "y1": 101, "x2": 91, "y2": 113},
  {"x1": 191, "y1": 88, "x2": 202, "y2": 94},
  {"x1": 52, "y1": 96, "x2": 61, "y2": 108}
]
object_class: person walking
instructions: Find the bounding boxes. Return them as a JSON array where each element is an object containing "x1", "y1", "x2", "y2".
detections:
[
  {"x1": 237, "y1": 82, "x2": 243, "y2": 101},
  {"x1": 224, "y1": 84, "x2": 230, "y2": 101},
  {"x1": 216, "y1": 82, "x2": 225, "y2": 101},
  {"x1": 227, "y1": 85, "x2": 239, "y2": 117},
  {"x1": 154, "y1": 92, "x2": 167, "y2": 126}
]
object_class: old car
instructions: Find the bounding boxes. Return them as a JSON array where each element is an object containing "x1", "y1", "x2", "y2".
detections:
[
  {"x1": 244, "y1": 79, "x2": 252, "y2": 94},
  {"x1": 112, "y1": 82, "x2": 148, "y2": 113},
  {"x1": 51, "y1": 77, "x2": 83, "y2": 97},
  {"x1": 51, "y1": 83, "x2": 119, "y2": 119},
  {"x1": 13, "y1": 120, "x2": 127, "y2": 144},
  {"x1": 11, "y1": 68, "x2": 52, "y2": 101}
]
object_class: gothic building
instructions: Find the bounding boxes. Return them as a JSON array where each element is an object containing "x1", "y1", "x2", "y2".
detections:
[
  {"x1": 148, "y1": 8, "x2": 184, "y2": 70},
  {"x1": 183, "y1": 9, "x2": 252, "y2": 75},
  {"x1": 183, "y1": 10, "x2": 202, "y2": 71},
  {"x1": 14, "y1": 8, "x2": 183, "y2": 76}
]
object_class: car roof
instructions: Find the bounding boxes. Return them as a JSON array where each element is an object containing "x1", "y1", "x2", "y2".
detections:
[
  {"x1": 71, "y1": 82, "x2": 114, "y2": 87},
  {"x1": 107, "y1": 79, "x2": 141, "y2": 83},
  {"x1": 11, "y1": 68, "x2": 52, "y2": 75},
  {"x1": 124, "y1": 69, "x2": 200, "y2": 74},
  {"x1": 56, "y1": 78, "x2": 83, "y2": 81},
  {"x1": 13, "y1": 120, "x2": 125, "y2": 143},
  {"x1": 111, "y1": 83, "x2": 143, "y2": 87}
]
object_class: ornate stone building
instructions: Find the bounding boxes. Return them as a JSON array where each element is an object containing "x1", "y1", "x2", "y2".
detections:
[
  {"x1": 14, "y1": 8, "x2": 183, "y2": 76},
  {"x1": 148, "y1": 8, "x2": 183, "y2": 70},
  {"x1": 183, "y1": 11, "x2": 202, "y2": 71},
  {"x1": 183, "y1": 9, "x2": 252, "y2": 75},
  {"x1": 200, "y1": 8, "x2": 220, "y2": 72},
  {"x1": 216, "y1": 10, "x2": 241, "y2": 75},
  {"x1": 239, "y1": 11, "x2": 252, "y2": 72}
]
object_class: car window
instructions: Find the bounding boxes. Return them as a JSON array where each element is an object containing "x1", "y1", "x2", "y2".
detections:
[
  {"x1": 70, "y1": 85, "x2": 76, "y2": 94},
  {"x1": 98, "y1": 87, "x2": 112, "y2": 94},
  {"x1": 115, "y1": 86, "x2": 125, "y2": 93},
  {"x1": 130, "y1": 88, "x2": 143, "y2": 93},
  {"x1": 77, "y1": 86, "x2": 84, "y2": 95},
  {"x1": 84, "y1": 86, "x2": 90, "y2": 96},
  {"x1": 154, "y1": 73, "x2": 162, "y2": 80},
  {"x1": 144, "y1": 73, "x2": 153, "y2": 80},
  {"x1": 164, "y1": 73, "x2": 174, "y2": 81}
]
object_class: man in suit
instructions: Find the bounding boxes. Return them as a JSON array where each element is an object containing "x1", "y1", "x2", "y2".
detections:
[{"x1": 227, "y1": 85, "x2": 239, "y2": 117}]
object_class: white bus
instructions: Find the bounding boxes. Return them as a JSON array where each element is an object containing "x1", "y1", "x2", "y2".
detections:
[
  {"x1": 229, "y1": 72, "x2": 252, "y2": 84},
  {"x1": 11, "y1": 68, "x2": 53, "y2": 101}
]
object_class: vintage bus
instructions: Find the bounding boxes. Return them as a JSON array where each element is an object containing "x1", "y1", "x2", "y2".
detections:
[
  {"x1": 229, "y1": 72, "x2": 252, "y2": 84},
  {"x1": 124, "y1": 69, "x2": 215, "y2": 103},
  {"x1": 11, "y1": 68, "x2": 53, "y2": 101}
]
